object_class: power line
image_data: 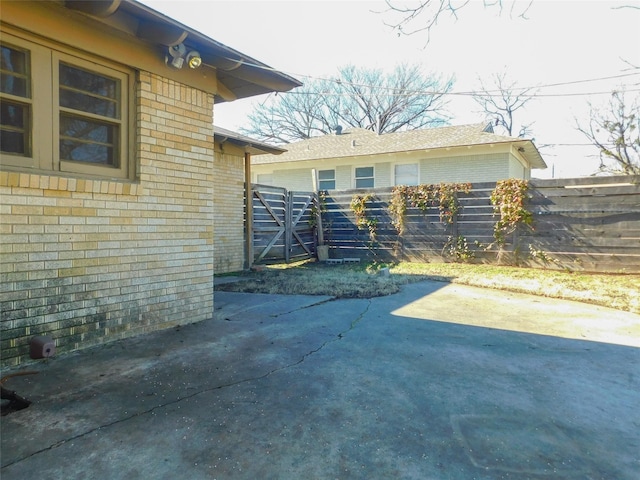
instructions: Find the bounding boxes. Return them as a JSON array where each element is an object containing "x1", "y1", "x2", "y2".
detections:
[
  {"x1": 217, "y1": 56, "x2": 640, "y2": 99},
  {"x1": 282, "y1": 88, "x2": 640, "y2": 98},
  {"x1": 539, "y1": 143, "x2": 625, "y2": 147},
  {"x1": 458, "y1": 72, "x2": 640, "y2": 94}
]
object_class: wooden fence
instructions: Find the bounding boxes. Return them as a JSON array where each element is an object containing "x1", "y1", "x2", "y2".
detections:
[
  {"x1": 250, "y1": 184, "x2": 317, "y2": 263},
  {"x1": 319, "y1": 175, "x2": 640, "y2": 273}
]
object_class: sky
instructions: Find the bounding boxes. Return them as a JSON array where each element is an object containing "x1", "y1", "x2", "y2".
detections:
[{"x1": 141, "y1": 0, "x2": 640, "y2": 178}]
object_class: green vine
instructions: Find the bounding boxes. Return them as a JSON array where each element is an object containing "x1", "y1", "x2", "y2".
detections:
[
  {"x1": 444, "y1": 235, "x2": 475, "y2": 262},
  {"x1": 435, "y1": 182, "x2": 472, "y2": 224},
  {"x1": 309, "y1": 190, "x2": 327, "y2": 229},
  {"x1": 389, "y1": 187, "x2": 409, "y2": 234},
  {"x1": 528, "y1": 244, "x2": 558, "y2": 267},
  {"x1": 389, "y1": 182, "x2": 472, "y2": 233},
  {"x1": 490, "y1": 179, "x2": 533, "y2": 246},
  {"x1": 350, "y1": 193, "x2": 378, "y2": 241}
]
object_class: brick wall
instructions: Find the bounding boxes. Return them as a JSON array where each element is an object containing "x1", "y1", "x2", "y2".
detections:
[
  {"x1": 0, "y1": 72, "x2": 215, "y2": 367},
  {"x1": 213, "y1": 146, "x2": 245, "y2": 273}
]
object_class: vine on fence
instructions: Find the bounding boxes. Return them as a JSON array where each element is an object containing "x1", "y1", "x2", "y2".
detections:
[
  {"x1": 444, "y1": 235, "x2": 475, "y2": 261},
  {"x1": 490, "y1": 179, "x2": 533, "y2": 246},
  {"x1": 389, "y1": 182, "x2": 472, "y2": 234},
  {"x1": 389, "y1": 187, "x2": 409, "y2": 234},
  {"x1": 309, "y1": 190, "x2": 327, "y2": 229},
  {"x1": 350, "y1": 193, "x2": 378, "y2": 241}
]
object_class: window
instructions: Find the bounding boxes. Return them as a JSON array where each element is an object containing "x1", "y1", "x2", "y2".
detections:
[
  {"x1": 318, "y1": 169, "x2": 335, "y2": 190},
  {"x1": 394, "y1": 163, "x2": 419, "y2": 186},
  {"x1": 0, "y1": 32, "x2": 133, "y2": 179},
  {"x1": 0, "y1": 44, "x2": 31, "y2": 157},
  {"x1": 59, "y1": 63, "x2": 120, "y2": 166},
  {"x1": 355, "y1": 166, "x2": 374, "y2": 188}
]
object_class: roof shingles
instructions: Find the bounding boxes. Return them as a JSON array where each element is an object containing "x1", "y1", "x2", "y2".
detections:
[{"x1": 252, "y1": 123, "x2": 547, "y2": 169}]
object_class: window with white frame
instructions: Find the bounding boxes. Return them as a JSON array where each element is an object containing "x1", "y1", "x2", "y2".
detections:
[
  {"x1": 0, "y1": 32, "x2": 133, "y2": 179},
  {"x1": 394, "y1": 163, "x2": 419, "y2": 186},
  {"x1": 318, "y1": 169, "x2": 335, "y2": 190},
  {"x1": 355, "y1": 166, "x2": 374, "y2": 188}
]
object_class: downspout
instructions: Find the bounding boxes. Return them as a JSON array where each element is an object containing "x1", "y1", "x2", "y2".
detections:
[{"x1": 244, "y1": 151, "x2": 254, "y2": 270}]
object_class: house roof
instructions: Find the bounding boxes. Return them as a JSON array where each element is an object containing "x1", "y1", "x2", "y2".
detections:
[
  {"x1": 61, "y1": 0, "x2": 302, "y2": 103},
  {"x1": 252, "y1": 123, "x2": 547, "y2": 169},
  {"x1": 214, "y1": 127, "x2": 287, "y2": 155}
]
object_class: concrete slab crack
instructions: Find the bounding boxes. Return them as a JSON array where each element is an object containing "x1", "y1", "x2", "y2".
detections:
[
  {"x1": 267, "y1": 296, "x2": 337, "y2": 318},
  {"x1": 268, "y1": 299, "x2": 371, "y2": 369},
  {"x1": 2, "y1": 299, "x2": 372, "y2": 470}
]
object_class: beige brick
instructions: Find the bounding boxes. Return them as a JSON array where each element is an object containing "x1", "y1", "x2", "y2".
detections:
[
  {"x1": 7, "y1": 173, "x2": 20, "y2": 187},
  {"x1": 71, "y1": 207, "x2": 97, "y2": 216},
  {"x1": 44, "y1": 189, "x2": 72, "y2": 198},
  {"x1": 12, "y1": 205, "x2": 44, "y2": 215},
  {"x1": 58, "y1": 267, "x2": 86, "y2": 277},
  {"x1": 44, "y1": 206, "x2": 72, "y2": 216}
]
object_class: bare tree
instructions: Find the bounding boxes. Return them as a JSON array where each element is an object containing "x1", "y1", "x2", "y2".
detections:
[
  {"x1": 383, "y1": 0, "x2": 533, "y2": 43},
  {"x1": 241, "y1": 64, "x2": 453, "y2": 144},
  {"x1": 472, "y1": 71, "x2": 537, "y2": 137},
  {"x1": 576, "y1": 90, "x2": 640, "y2": 175}
]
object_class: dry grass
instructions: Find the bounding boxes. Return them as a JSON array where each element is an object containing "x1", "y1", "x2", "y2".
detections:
[
  {"x1": 217, "y1": 262, "x2": 403, "y2": 298},
  {"x1": 216, "y1": 260, "x2": 640, "y2": 314}
]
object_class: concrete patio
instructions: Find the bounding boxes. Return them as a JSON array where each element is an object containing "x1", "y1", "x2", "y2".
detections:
[{"x1": 1, "y1": 280, "x2": 639, "y2": 479}]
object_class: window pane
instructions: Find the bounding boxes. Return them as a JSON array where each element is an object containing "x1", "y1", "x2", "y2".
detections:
[
  {"x1": 1, "y1": 101, "x2": 27, "y2": 128},
  {"x1": 319, "y1": 180, "x2": 335, "y2": 190},
  {"x1": 0, "y1": 45, "x2": 29, "y2": 97},
  {"x1": 355, "y1": 167, "x2": 373, "y2": 178},
  {"x1": 1, "y1": 46, "x2": 28, "y2": 74},
  {"x1": 59, "y1": 63, "x2": 118, "y2": 118},
  {"x1": 60, "y1": 114, "x2": 117, "y2": 165},
  {"x1": 0, "y1": 100, "x2": 29, "y2": 155},
  {"x1": 1, "y1": 130, "x2": 27, "y2": 155},
  {"x1": 318, "y1": 169, "x2": 335, "y2": 180},
  {"x1": 355, "y1": 178, "x2": 374, "y2": 188},
  {"x1": 60, "y1": 89, "x2": 117, "y2": 118},
  {"x1": 1, "y1": 73, "x2": 28, "y2": 97}
]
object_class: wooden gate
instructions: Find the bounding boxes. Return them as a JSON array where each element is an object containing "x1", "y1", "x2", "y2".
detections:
[{"x1": 250, "y1": 184, "x2": 318, "y2": 263}]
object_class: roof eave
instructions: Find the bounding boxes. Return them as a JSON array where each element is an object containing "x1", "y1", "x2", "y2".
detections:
[
  {"x1": 64, "y1": 0, "x2": 302, "y2": 102},
  {"x1": 513, "y1": 140, "x2": 548, "y2": 170},
  {"x1": 214, "y1": 127, "x2": 287, "y2": 155}
]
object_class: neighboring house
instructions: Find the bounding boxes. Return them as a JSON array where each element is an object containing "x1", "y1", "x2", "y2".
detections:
[
  {"x1": 212, "y1": 126, "x2": 286, "y2": 273},
  {"x1": 0, "y1": 0, "x2": 300, "y2": 366},
  {"x1": 251, "y1": 123, "x2": 547, "y2": 191}
]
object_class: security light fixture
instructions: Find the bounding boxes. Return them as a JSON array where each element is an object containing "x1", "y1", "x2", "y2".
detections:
[
  {"x1": 166, "y1": 43, "x2": 186, "y2": 69},
  {"x1": 165, "y1": 44, "x2": 201, "y2": 70},
  {"x1": 186, "y1": 51, "x2": 202, "y2": 69}
]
